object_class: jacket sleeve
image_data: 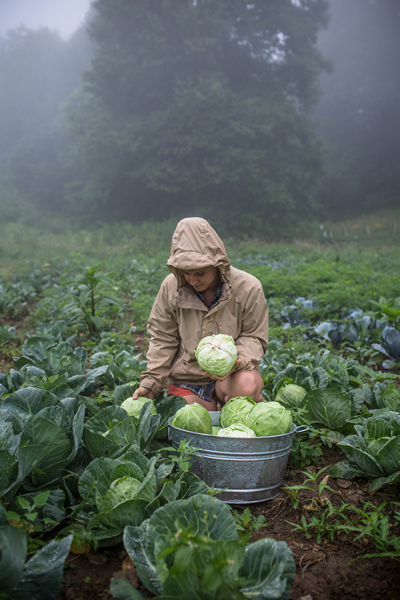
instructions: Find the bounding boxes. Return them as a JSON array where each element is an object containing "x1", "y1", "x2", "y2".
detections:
[
  {"x1": 140, "y1": 278, "x2": 181, "y2": 397},
  {"x1": 235, "y1": 280, "x2": 268, "y2": 371}
]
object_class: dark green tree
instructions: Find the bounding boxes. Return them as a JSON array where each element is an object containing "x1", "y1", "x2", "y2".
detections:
[
  {"x1": 315, "y1": 0, "x2": 400, "y2": 218},
  {"x1": 66, "y1": 0, "x2": 330, "y2": 235}
]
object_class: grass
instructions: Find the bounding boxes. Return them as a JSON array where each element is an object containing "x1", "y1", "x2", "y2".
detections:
[
  {"x1": 1, "y1": 209, "x2": 400, "y2": 278},
  {"x1": 1, "y1": 210, "x2": 400, "y2": 349}
]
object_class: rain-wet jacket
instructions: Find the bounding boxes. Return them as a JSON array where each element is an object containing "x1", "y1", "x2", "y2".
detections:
[{"x1": 140, "y1": 218, "x2": 269, "y2": 396}]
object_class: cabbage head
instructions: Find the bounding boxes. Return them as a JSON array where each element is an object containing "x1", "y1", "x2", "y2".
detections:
[
  {"x1": 195, "y1": 334, "x2": 237, "y2": 376},
  {"x1": 275, "y1": 384, "x2": 307, "y2": 408},
  {"x1": 220, "y1": 396, "x2": 255, "y2": 428},
  {"x1": 212, "y1": 426, "x2": 221, "y2": 435},
  {"x1": 102, "y1": 476, "x2": 142, "y2": 510},
  {"x1": 246, "y1": 402, "x2": 292, "y2": 436},
  {"x1": 121, "y1": 397, "x2": 157, "y2": 418},
  {"x1": 171, "y1": 402, "x2": 212, "y2": 434},
  {"x1": 218, "y1": 424, "x2": 256, "y2": 438}
]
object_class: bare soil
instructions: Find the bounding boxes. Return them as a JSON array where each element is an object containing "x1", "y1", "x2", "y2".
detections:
[{"x1": 57, "y1": 445, "x2": 400, "y2": 600}]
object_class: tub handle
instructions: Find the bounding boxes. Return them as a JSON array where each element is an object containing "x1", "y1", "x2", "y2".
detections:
[{"x1": 295, "y1": 424, "x2": 310, "y2": 435}]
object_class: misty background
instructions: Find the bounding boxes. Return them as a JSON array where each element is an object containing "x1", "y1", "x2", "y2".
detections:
[{"x1": 0, "y1": 0, "x2": 399, "y2": 238}]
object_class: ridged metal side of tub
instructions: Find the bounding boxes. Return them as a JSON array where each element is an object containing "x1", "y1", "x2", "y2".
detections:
[{"x1": 168, "y1": 411, "x2": 308, "y2": 504}]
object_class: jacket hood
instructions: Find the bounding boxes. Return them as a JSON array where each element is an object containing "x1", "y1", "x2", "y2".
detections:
[{"x1": 167, "y1": 217, "x2": 230, "y2": 287}]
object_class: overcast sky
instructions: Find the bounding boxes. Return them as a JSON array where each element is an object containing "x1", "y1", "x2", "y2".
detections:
[{"x1": 0, "y1": 0, "x2": 93, "y2": 38}]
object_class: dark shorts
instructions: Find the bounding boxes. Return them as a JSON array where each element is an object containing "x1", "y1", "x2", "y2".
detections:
[{"x1": 167, "y1": 382, "x2": 216, "y2": 403}]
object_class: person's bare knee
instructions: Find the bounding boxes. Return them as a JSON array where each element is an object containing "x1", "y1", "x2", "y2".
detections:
[
  {"x1": 216, "y1": 369, "x2": 263, "y2": 403},
  {"x1": 232, "y1": 370, "x2": 261, "y2": 396},
  {"x1": 184, "y1": 394, "x2": 217, "y2": 411}
]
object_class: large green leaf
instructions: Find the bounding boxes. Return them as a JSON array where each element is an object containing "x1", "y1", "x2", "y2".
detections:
[
  {"x1": 0, "y1": 525, "x2": 27, "y2": 595},
  {"x1": 381, "y1": 387, "x2": 400, "y2": 411},
  {"x1": 311, "y1": 367, "x2": 329, "y2": 389},
  {"x1": 92, "y1": 528, "x2": 124, "y2": 548},
  {"x1": 146, "y1": 480, "x2": 182, "y2": 513},
  {"x1": 21, "y1": 415, "x2": 72, "y2": 485},
  {"x1": 89, "y1": 498, "x2": 149, "y2": 530},
  {"x1": 106, "y1": 418, "x2": 140, "y2": 449},
  {"x1": 135, "y1": 458, "x2": 157, "y2": 503},
  {"x1": 120, "y1": 446, "x2": 149, "y2": 474},
  {"x1": 82, "y1": 427, "x2": 125, "y2": 459},
  {"x1": 0, "y1": 444, "x2": 48, "y2": 502},
  {"x1": 82, "y1": 405, "x2": 138, "y2": 458},
  {"x1": 365, "y1": 418, "x2": 394, "y2": 441},
  {"x1": 0, "y1": 449, "x2": 17, "y2": 491},
  {"x1": 2, "y1": 387, "x2": 59, "y2": 424},
  {"x1": 146, "y1": 471, "x2": 209, "y2": 516},
  {"x1": 124, "y1": 521, "x2": 168, "y2": 595},
  {"x1": 12, "y1": 534, "x2": 72, "y2": 600},
  {"x1": 136, "y1": 404, "x2": 161, "y2": 447},
  {"x1": 305, "y1": 388, "x2": 352, "y2": 430},
  {"x1": 337, "y1": 441, "x2": 385, "y2": 477},
  {"x1": 155, "y1": 463, "x2": 175, "y2": 486},
  {"x1": 20, "y1": 336, "x2": 58, "y2": 362},
  {"x1": 375, "y1": 436, "x2": 400, "y2": 475},
  {"x1": 153, "y1": 395, "x2": 186, "y2": 439},
  {"x1": 0, "y1": 420, "x2": 21, "y2": 455},
  {"x1": 67, "y1": 374, "x2": 92, "y2": 396},
  {"x1": 85, "y1": 405, "x2": 131, "y2": 434},
  {"x1": 328, "y1": 460, "x2": 370, "y2": 480},
  {"x1": 175, "y1": 471, "x2": 209, "y2": 500},
  {"x1": 79, "y1": 457, "x2": 121, "y2": 503},
  {"x1": 369, "y1": 470, "x2": 400, "y2": 492},
  {"x1": 239, "y1": 538, "x2": 296, "y2": 600},
  {"x1": 349, "y1": 388, "x2": 367, "y2": 415},
  {"x1": 36, "y1": 405, "x2": 70, "y2": 435}
]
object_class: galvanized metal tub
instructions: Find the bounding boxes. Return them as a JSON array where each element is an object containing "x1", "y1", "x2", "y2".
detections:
[{"x1": 168, "y1": 411, "x2": 308, "y2": 504}]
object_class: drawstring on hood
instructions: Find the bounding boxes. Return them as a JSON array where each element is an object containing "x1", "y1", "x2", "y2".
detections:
[{"x1": 167, "y1": 218, "x2": 230, "y2": 288}]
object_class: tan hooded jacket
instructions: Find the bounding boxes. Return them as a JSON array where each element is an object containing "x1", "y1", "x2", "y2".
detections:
[{"x1": 140, "y1": 218, "x2": 268, "y2": 396}]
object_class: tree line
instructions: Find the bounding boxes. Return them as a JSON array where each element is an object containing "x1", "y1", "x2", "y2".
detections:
[{"x1": 0, "y1": 0, "x2": 398, "y2": 237}]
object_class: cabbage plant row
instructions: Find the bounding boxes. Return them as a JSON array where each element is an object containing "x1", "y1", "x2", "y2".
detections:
[
  {"x1": 0, "y1": 326, "x2": 297, "y2": 600},
  {"x1": 1, "y1": 259, "x2": 400, "y2": 599}
]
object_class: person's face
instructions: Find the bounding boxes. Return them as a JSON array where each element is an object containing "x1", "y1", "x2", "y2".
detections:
[{"x1": 181, "y1": 266, "x2": 219, "y2": 293}]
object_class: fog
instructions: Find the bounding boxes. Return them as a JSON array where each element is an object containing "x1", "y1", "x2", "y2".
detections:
[
  {"x1": 0, "y1": 0, "x2": 398, "y2": 233},
  {"x1": 314, "y1": 0, "x2": 400, "y2": 216},
  {"x1": 0, "y1": 0, "x2": 92, "y2": 38}
]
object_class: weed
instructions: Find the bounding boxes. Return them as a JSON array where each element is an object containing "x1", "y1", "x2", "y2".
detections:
[
  {"x1": 283, "y1": 466, "x2": 334, "y2": 510},
  {"x1": 161, "y1": 439, "x2": 200, "y2": 473},
  {"x1": 288, "y1": 436, "x2": 324, "y2": 469},
  {"x1": 342, "y1": 502, "x2": 400, "y2": 561},
  {"x1": 62, "y1": 263, "x2": 124, "y2": 337},
  {"x1": 7, "y1": 490, "x2": 58, "y2": 553},
  {"x1": 231, "y1": 508, "x2": 268, "y2": 545}
]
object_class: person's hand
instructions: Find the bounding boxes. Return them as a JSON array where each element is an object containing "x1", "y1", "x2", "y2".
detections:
[
  {"x1": 132, "y1": 387, "x2": 154, "y2": 400},
  {"x1": 205, "y1": 359, "x2": 242, "y2": 382}
]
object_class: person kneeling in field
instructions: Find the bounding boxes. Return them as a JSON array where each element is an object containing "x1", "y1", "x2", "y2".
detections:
[{"x1": 132, "y1": 217, "x2": 268, "y2": 411}]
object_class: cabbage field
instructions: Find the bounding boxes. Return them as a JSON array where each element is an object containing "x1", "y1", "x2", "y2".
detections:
[{"x1": 0, "y1": 239, "x2": 400, "y2": 600}]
